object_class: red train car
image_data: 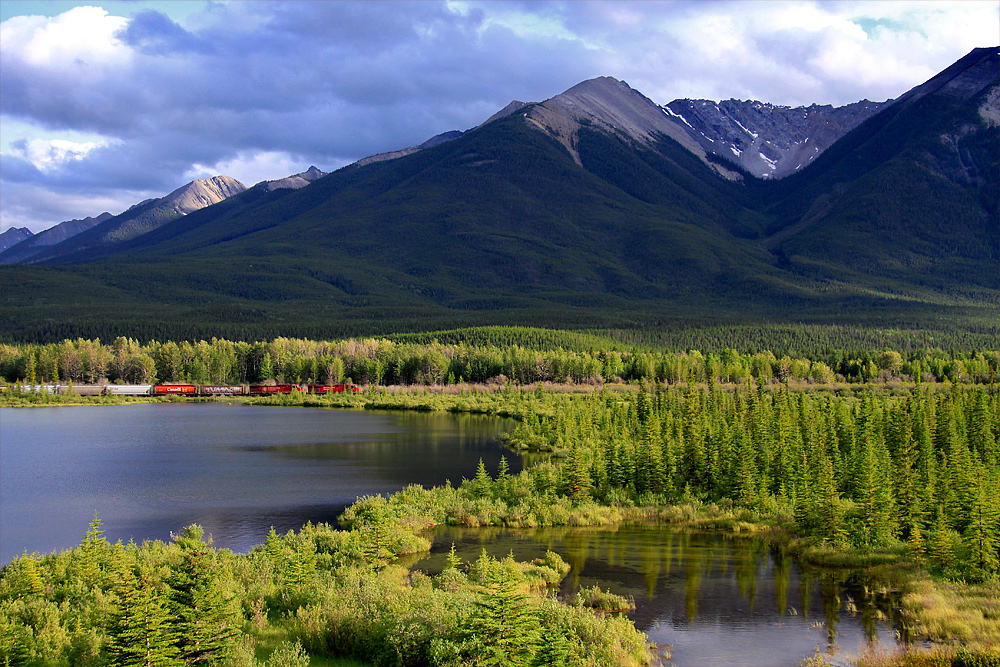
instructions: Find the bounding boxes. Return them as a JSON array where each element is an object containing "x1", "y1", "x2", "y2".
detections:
[
  {"x1": 154, "y1": 385, "x2": 197, "y2": 395},
  {"x1": 247, "y1": 384, "x2": 299, "y2": 395}
]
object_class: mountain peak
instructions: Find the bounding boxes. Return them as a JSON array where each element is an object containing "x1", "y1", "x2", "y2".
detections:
[
  {"x1": 265, "y1": 166, "x2": 328, "y2": 191},
  {"x1": 895, "y1": 46, "x2": 999, "y2": 107},
  {"x1": 664, "y1": 97, "x2": 891, "y2": 178},
  {"x1": 523, "y1": 75, "x2": 723, "y2": 174},
  {"x1": 162, "y1": 175, "x2": 246, "y2": 215},
  {"x1": 0, "y1": 227, "x2": 33, "y2": 253}
]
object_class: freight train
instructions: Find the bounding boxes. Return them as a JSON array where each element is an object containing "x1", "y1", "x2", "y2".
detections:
[{"x1": 1, "y1": 383, "x2": 361, "y2": 396}]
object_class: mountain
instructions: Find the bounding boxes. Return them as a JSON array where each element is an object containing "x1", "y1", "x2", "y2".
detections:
[
  {"x1": 0, "y1": 227, "x2": 33, "y2": 252},
  {"x1": 353, "y1": 130, "x2": 468, "y2": 168},
  {"x1": 1, "y1": 213, "x2": 112, "y2": 263},
  {"x1": 264, "y1": 166, "x2": 327, "y2": 191},
  {"x1": 157, "y1": 175, "x2": 246, "y2": 216},
  {"x1": 2, "y1": 47, "x2": 996, "y2": 342},
  {"x1": 663, "y1": 98, "x2": 890, "y2": 178},
  {"x1": 8, "y1": 176, "x2": 246, "y2": 264},
  {"x1": 519, "y1": 76, "x2": 742, "y2": 180}
]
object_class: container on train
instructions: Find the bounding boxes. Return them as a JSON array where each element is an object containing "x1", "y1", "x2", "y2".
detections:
[
  {"x1": 154, "y1": 385, "x2": 197, "y2": 395},
  {"x1": 105, "y1": 385, "x2": 153, "y2": 395},
  {"x1": 247, "y1": 384, "x2": 299, "y2": 394},
  {"x1": 200, "y1": 385, "x2": 246, "y2": 396},
  {"x1": 68, "y1": 385, "x2": 106, "y2": 396}
]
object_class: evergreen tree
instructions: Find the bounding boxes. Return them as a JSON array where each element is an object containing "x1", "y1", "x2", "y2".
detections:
[
  {"x1": 108, "y1": 555, "x2": 180, "y2": 667},
  {"x1": 463, "y1": 557, "x2": 539, "y2": 667},
  {"x1": 167, "y1": 526, "x2": 240, "y2": 665},
  {"x1": 963, "y1": 478, "x2": 1000, "y2": 574}
]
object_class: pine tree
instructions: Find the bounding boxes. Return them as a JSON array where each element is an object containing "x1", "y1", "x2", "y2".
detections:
[
  {"x1": 78, "y1": 513, "x2": 110, "y2": 590},
  {"x1": 109, "y1": 556, "x2": 180, "y2": 667},
  {"x1": 531, "y1": 622, "x2": 578, "y2": 667},
  {"x1": 167, "y1": 526, "x2": 240, "y2": 665},
  {"x1": 963, "y1": 478, "x2": 1000, "y2": 574},
  {"x1": 464, "y1": 558, "x2": 539, "y2": 667}
]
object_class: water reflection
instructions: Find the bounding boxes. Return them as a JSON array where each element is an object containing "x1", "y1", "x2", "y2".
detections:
[
  {"x1": 410, "y1": 524, "x2": 902, "y2": 667},
  {"x1": 0, "y1": 404, "x2": 515, "y2": 563}
]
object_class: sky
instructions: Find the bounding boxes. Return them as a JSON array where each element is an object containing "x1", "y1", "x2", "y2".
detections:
[{"x1": 1, "y1": 0, "x2": 997, "y2": 234}]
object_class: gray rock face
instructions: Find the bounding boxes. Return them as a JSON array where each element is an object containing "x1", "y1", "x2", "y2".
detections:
[
  {"x1": 1, "y1": 227, "x2": 33, "y2": 252},
  {"x1": 353, "y1": 130, "x2": 467, "y2": 168},
  {"x1": 265, "y1": 166, "x2": 327, "y2": 191},
  {"x1": 3, "y1": 176, "x2": 246, "y2": 264},
  {"x1": 663, "y1": 98, "x2": 890, "y2": 178},
  {"x1": 524, "y1": 77, "x2": 735, "y2": 176},
  {"x1": 1, "y1": 213, "x2": 113, "y2": 262},
  {"x1": 161, "y1": 175, "x2": 246, "y2": 214},
  {"x1": 895, "y1": 46, "x2": 999, "y2": 108}
]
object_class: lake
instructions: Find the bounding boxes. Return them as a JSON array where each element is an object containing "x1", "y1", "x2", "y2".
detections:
[
  {"x1": 0, "y1": 403, "x2": 516, "y2": 563},
  {"x1": 408, "y1": 525, "x2": 903, "y2": 667},
  {"x1": 2, "y1": 402, "x2": 903, "y2": 666}
]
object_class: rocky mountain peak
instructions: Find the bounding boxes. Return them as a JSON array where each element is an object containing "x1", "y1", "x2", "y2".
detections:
[
  {"x1": 162, "y1": 176, "x2": 246, "y2": 215},
  {"x1": 265, "y1": 166, "x2": 328, "y2": 191},
  {"x1": 664, "y1": 97, "x2": 891, "y2": 178},
  {"x1": 0, "y1": 227, "x2": 33, "y2": 252},
  {"x1": 523, "y1": 76, "x2": 737, "y2": 177},
  {"x1": 895, "y1": 46, "x2": 999, "y2": 108}
]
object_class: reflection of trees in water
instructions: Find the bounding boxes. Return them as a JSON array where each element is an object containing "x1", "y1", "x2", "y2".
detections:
[
  {"x1": 733, "y1": 535, "x2": 766, "y2": 611},
  {"x1": 772, "y1": 546, "x2": 790, "y2": 616},
  {"x1": 415, "y1": 525, "x2": 900, "y2": 649}
]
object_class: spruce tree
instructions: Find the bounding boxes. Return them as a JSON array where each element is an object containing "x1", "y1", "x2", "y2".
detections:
[
  {"x1": 108, "y1": 556, "x2": 180, "y2": 667},
  {"x1": 167, "y1": 526, "x2": 239, "y2": 665},
  {"x1": 464, "y1": 558, "x2": 539, "y2": 667}
]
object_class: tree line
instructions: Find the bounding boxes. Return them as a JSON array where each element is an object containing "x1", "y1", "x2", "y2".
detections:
[
  {"x1": 1, "y1": 332, "x2": 996, "y2": 387},
  {"x1": 502, "y1": 380, "x2": 1000, "y2": 579}
]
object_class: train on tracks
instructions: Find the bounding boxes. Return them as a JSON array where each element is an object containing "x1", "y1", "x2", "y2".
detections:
[{"x1": 2, "y1": 383, "x2": 361, "y2": 396}]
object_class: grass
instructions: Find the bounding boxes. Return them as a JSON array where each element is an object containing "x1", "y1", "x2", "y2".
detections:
[{"x1": 901, "y1": 577, "x2": 1000, "y2": 651}]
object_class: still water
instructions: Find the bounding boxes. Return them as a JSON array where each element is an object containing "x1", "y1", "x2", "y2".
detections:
[
  {"x1": 409, "y1": 525, "x2": 903, "y2": 667},
  {"x1": 0, "y1": 403, "x2": 516, "y2": 564},
  {"x1": 3, "y1": 404, "x2": 903, "y2": 666}
]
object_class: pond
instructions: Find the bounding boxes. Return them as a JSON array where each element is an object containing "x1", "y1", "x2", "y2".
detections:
[
  {"x1": 3, "y1": 403, "x2": 905, "y2": 666},
  {"x1": 0, "y1": 403, "x2": 516, "y2": 564},
  {"x1": 408, "y1": 524, "x2": 904, "y2": 667}
]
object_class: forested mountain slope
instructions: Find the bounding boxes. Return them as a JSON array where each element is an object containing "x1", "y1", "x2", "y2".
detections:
[{"x1": 2, "y1": 48, "x2": 996, "y2": 342}]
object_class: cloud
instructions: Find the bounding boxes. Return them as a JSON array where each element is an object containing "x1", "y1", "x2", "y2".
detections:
[{"x1": 1, "y1": 0, "x2": 996, "y2": 233}]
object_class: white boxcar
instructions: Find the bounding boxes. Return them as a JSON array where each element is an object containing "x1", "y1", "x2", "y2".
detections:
[{"x1": 105, "y1": 385, "x2": 153, "y2": 395}]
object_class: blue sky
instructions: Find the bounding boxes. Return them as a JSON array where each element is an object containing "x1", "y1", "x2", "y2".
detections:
[{"x1": 2, "y1": 0, "x2": 997, "y2": 233}]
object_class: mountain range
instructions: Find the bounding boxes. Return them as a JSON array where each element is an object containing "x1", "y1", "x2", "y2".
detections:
[{"x1": 2, "y1": 47, "x2": 997, "y2": 342}]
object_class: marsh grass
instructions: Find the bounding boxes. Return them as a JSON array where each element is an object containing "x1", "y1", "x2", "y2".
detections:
[{"x1": 902, "y1": 578, "x2": 1000, "y2": 651}]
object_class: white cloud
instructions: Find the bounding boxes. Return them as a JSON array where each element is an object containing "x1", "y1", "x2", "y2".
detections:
[
  {"x1": 1, "y1": 6, "x2": 130, "y2": 76},
  {"x1": 9, "y1": 137, "x2": 109, "y2": 171},
  {"x1": 1, "y1": 0, "x2": 996, "y2": 233}
]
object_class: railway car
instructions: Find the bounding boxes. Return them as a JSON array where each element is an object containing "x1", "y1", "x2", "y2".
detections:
[
  {"x1": 247, "y1": 384, "x2": 299, "y2": 395},
  {"x1": 306, "y1": 383, "x2": 361, "y2": 393},
  {"x1": 68, "y1": 385, "x2": 107, "y2": 396},
  {"x1": 154, "y1": 385, "x2": 197, "y2": 395},
  {"x1": 200, "y1": 385, "x2": 246, "y2": 396},
  {"x1": 17, "y1": 384, "x2": 63, "y2": 394},
  {"x1": 105, "y1": 385, "x2": 154, "y2": 395}
]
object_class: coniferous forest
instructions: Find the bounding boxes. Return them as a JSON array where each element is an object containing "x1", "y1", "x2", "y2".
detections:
[{"x1": 1, "y1": 329, "x2": 998, "y2": 666}]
